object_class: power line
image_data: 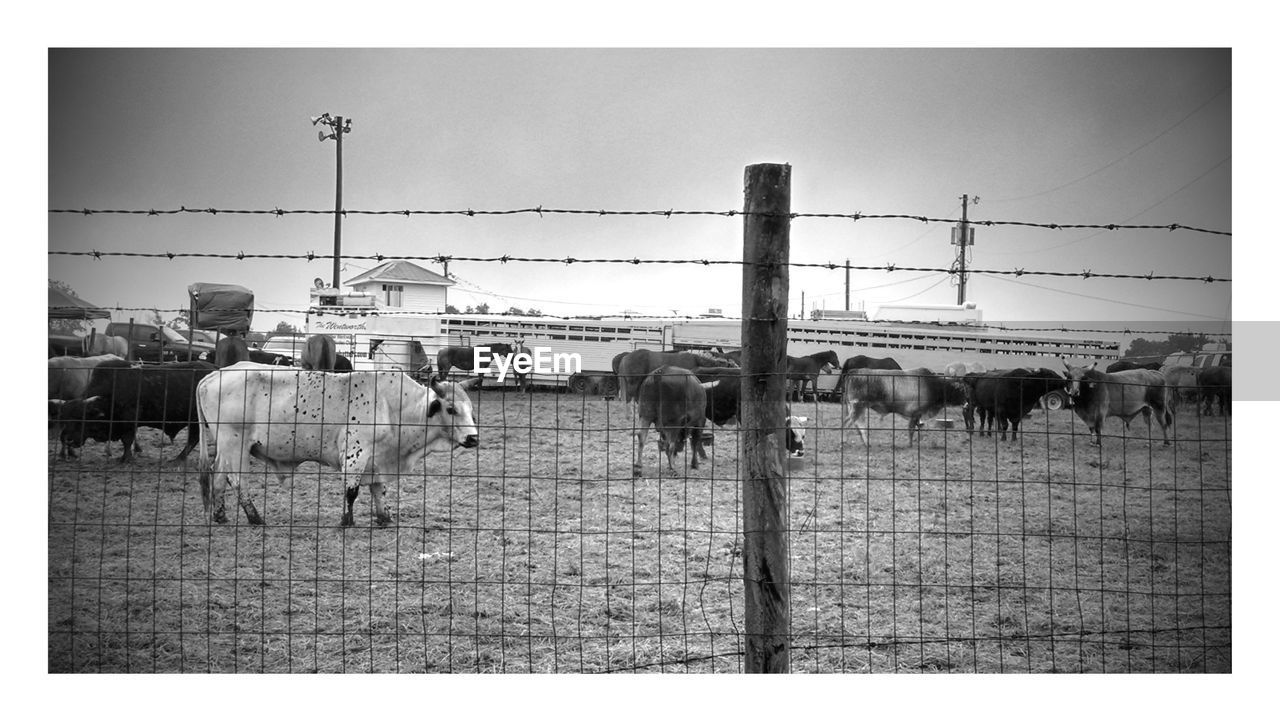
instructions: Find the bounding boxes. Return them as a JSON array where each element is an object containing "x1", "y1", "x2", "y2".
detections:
[
  {"x1": 986, "y1": 85, "x2": 1230, "y2": 203},
  {"x1": 985, "y1": 274, "x2": 1228, "y2": 320}
]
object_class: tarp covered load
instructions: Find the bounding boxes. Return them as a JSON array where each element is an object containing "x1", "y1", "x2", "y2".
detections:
[
  {"x1": 49, "y1": 286, "x2": 111, "y2": 320},
  {"x1": 188, "y1": 282, "x2": 254, "y2": 333}
]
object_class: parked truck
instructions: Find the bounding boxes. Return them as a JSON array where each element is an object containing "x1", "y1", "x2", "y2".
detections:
[{"x1": 105, "y1": 321, "x2": 216, "y2": 362}]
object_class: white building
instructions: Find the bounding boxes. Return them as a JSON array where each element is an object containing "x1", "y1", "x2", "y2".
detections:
[{"x1": 344, "y1": 260, "x2": 454, "y2": 313}]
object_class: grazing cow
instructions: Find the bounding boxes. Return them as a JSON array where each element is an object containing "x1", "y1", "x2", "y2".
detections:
[
  {"x1": 301, "y1": 334, "x2": 338, "y2": 371},
  {"x1": 247, "y1": 349, "x2": 293, "y2": 366},
  {"x1": 1162, "y1": 365, "x2": 1202, "y2": 414},
  {"x1": 617, "y1": 349, "x2": 735, "y2": 404},
  {"x1": 785, "y1": 410, "x2": 808, "y2": 456},
  {"x1": 48, "y1": 354, "x2": 125, "y2": 458},
  {"x1": 1198, "y1": 365, "x2": 1232, "y2": 417},
  {"x1": 1106, "y1": 360, "x2": 1163, "y2": 373},
  {"x1": 634, "y1": 366, "x2": 719, "y2": 475},
  {"x1": 53, "y1": 360, "x2": 216, "y2": 463},
  {"x1": 963, "y1": 368, "x2": 1067, "y2": 441},
  {"x1": 197, "y1": 364, "x2": 480, "y2": 526},
  {"x1": 786, "y1": 350, "x2": 840, "y2": 401},
  {"x1": 1062, "y1": 361, "x2": 1173, "y2": 446},
  {"x1": 841, "y1": 368, "x2": 968, "y2": 446},
  {"x1": 82, "y1": 334, "x2": 128, "y2": 357},
  {"x1": 214, "y1": 335, "x2": 250, "y2": 368}
]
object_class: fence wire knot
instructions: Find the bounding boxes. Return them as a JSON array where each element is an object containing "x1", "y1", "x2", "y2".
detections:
[
  {"x1": 273, "y1": 207, "x2": 284, "y2": 217},
  {"x1": 1081, "y1": 269, "x2": 1093, "y2": 278},
  {"x1": 236, "y1": 251, "x2": 245, "y2": 260},
  {"x1": 306, "y1": 252, "x2": 315, "y2": 262}
]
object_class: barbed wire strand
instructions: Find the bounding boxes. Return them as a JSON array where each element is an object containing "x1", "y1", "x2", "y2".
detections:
[
  {"x1": 48, "y1": 206, "x2": 1231, "y2": 237},
  {"x1": 47, "y1": 250, "x2": 1228, "y2": 283}
]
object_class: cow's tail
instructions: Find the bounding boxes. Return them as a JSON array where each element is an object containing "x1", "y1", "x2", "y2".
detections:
[{"x1": 195, "y1": 381, "x2": 216, "y2": 517}]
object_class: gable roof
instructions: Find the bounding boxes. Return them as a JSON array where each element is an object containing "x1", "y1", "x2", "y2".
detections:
[{"x1": 344, "y1": 260, "x2": 454, "y2": 287}]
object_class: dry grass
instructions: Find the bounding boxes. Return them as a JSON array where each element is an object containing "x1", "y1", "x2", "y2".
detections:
[{"x1": 48, "y1": 389, "x2": 1231, "y2": 673}]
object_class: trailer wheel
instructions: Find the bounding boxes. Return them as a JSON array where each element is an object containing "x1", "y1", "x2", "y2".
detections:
[
  {"x1": 1043, "y1": 390, "x2": 1067, "y2": 411},
  {"x1": 568, "y1": 373, "x2": 593, "y2": 395},
  {"x1": 599, "y1": 374, "x2": 620, "y2": 399}
]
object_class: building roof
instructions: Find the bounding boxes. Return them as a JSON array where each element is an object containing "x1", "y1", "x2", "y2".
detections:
[{"x1": 344, "y1": 260, "x2": 454, "y2": 287}]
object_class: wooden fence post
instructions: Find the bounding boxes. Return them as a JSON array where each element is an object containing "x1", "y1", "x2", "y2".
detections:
[{"x1": 740, "y1": 163, "x2": 791, "y2": 673}]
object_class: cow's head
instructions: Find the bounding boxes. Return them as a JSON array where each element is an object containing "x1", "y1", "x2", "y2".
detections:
[
  {"x1": 786, "y1": 415, "x2": 808, "y2": 456},
  {"x1": 428, "y1": 378, "x2": 481, "y2": 450},
  {"x1": 53, "y1": 395, "x2": 111, "y2": 450},
  {"x1": 1061, "y1": 360, "x2": 1097, "y2": 403}
]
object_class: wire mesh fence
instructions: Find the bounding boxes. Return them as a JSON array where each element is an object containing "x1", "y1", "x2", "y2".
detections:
[{"x1": 47, "y1": 364, "x2": 1231, "y2": 672}]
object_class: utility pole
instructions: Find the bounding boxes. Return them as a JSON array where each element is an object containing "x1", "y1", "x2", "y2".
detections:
[
  {"x1": 954, "y1": 194, "x2": 978, "y2": 305},
  {"x1": 312, "y1": 113, "x2": 353, "y2": 289},
  {"x1": 844, "y1": 259, "x2": 850, "y2": 311}
]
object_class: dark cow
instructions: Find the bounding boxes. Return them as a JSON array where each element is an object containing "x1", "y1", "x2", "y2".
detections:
[
  {"x1": 1062, "y1": 361, "x2": 1173, "y2": 446},
  {"x1": 301, "y1": 334, "x2": 338, "y2": 371},
  {"x1": 841, "y1": 368, "x2": 968, "y2": 446},
  {"x1": 634, "y1": 366, "x2": 719, "y2": 475},
  {"x1": 1106, "y1": 360, "x2": 1163, "y2": 373},
  {"x1": 48, "y1": 354, "x2": 125, "y2": 459},
  {"x1": 617, "y1": 349, "x2": 735, "y2": 403},
  {"x1": 53, "y1": 360, "x2": 217, "y2": 463},
  {"x1": 333, "y1": 354, "x2": 354, "y2": 372},
  {"x1": 247, "y1": 349, "x2": 293, "y2": 366},
  {"x1": 1198, "y1": 365, "x2": 1232, "y2": 417},
  {"x1": 786, "y1": 350, "x2": 840, "y2": 401},
  {"x1": 962, "y1": 368, "x2": 1067, "y2": 441},
  {"x1": 215, "y1": 335, "x2": 250, "y2": 368}
]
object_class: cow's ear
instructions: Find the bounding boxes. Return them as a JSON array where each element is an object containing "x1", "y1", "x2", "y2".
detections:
[
  {"x1": 428, "y1": 399, "x2": 443, "y2": 418},
  {"x1": 458, "y1": 377, "x2": 481, "y2": 391}
]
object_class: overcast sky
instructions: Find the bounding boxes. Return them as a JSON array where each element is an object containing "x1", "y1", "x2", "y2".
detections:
[{"x1": 47, "y1": 47, "x2": 1232, "y2": 334}]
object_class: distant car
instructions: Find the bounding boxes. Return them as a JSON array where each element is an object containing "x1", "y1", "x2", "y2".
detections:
[
  {"x1": 244, "y1": 331, "x2": 268, "y2": 348},
  {"x1": 259, "y1": 335, "x2": 305, "y2": 361}
]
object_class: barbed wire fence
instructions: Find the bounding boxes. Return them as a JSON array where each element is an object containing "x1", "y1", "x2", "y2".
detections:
[{"x1": 48, "y1": 172, "x2": 1231, "y2": 673}]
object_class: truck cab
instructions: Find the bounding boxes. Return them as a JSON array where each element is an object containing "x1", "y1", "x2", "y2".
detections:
[{"x1": 106, "y1": 321, "x2": 215, "y2": 362}]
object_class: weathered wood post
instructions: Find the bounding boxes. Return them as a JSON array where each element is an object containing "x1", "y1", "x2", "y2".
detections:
[{"x1": 740, "y1": 163, "x2": 791, "y2": 672}]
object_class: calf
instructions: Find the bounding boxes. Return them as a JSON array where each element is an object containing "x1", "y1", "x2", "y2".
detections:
[{"x1": 54, "y1": 360, "x2": 216, "y2": 462}]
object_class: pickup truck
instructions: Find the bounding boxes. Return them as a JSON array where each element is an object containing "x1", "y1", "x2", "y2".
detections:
[{"x1": 105, "y1": 321, "x2": 216, "y2": 362}]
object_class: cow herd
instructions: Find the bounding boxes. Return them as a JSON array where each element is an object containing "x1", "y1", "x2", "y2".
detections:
[{"x1": 49, "y1": 336, "x2": 1232, "y2": 527}]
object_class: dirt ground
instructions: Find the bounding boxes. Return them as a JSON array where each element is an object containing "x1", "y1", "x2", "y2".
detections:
[{"x1": 48, "y1": 389, "x2": 1231, "y2": 672}]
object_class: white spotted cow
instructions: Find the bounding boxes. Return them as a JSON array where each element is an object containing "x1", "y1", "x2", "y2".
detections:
[{"x1": 196, "y1": 362, "x2": 480, "y2": 526}]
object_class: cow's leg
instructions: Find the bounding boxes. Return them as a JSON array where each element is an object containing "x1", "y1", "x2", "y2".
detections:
[
  {"x1": 342, "y1": 485, "x2": 359, "y2": 528},
  {"x1": 119, "y1": 430, "x2": 138, "y2": 463},
  {"x1": 1010, "y1": 417, "x2": 1020, "y2": 442},
  {"x1": 996, "y1": 412, "x2": 1008, "y2": 441},
  {"x1": 841, "y1": 401, "x2": 868, "y2": 445},
  {"x1": 690, "y1": 427, "x2": 705, "y2": 470},
  {"x1": 633, "y1": 424, "x2": 652, "y2": 477}
]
